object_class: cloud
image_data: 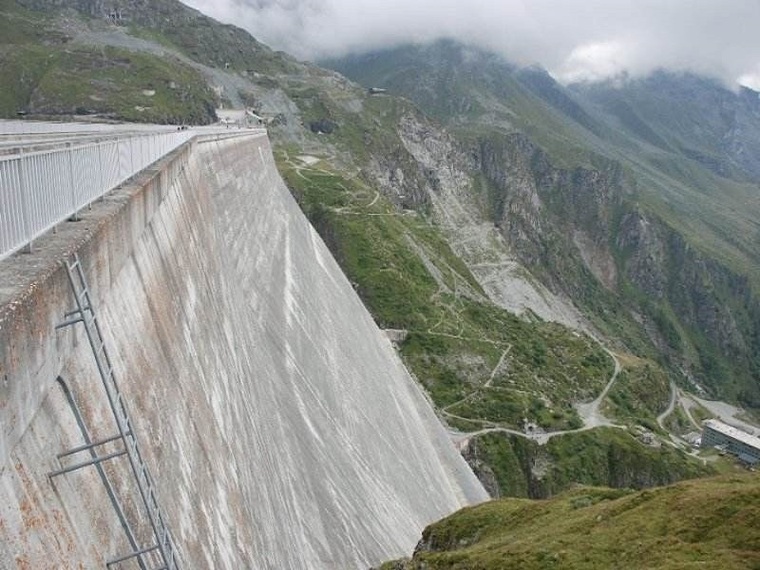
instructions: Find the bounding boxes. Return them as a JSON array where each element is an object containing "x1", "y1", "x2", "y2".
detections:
[{"x1": 181, "y1": 0, "x2": 760, "y2": 88}]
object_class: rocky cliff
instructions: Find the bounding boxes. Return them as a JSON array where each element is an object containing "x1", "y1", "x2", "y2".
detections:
[{"x1": 328, "y1": 41, "x2": 760, "y2": 409}]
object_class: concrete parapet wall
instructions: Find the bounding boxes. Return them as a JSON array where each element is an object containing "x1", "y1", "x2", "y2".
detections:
[
  {"x1": 0, "y1": 140, "x2": 194, "y2": 568},
  {"x1": 0, "y1": 132, "x2": 485, "y2": 568}
]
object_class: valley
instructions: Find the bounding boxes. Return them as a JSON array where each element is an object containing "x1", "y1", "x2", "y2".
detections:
[{"x1": 2, "y1": 0, "x2": 760, "y2": 566}]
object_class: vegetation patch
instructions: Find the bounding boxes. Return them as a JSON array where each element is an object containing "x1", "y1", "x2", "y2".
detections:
[
  {"x1": 278, "y1": 154, "x2": 616, "y2": 431},
  {"x1": 603, "y1": 354, "x2": 671, "y2": 430},
  {"x1": 377, "y1": 473, "x2": 760, "y2": 570},
  {"x1": 467, "y1": 428, "x2": 713, "y2": 499},
  {"x1": 34, "y1": 46, "x2": 216, "y2": 123}
]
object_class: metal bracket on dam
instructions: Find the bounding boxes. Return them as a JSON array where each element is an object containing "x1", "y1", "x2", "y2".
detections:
[{"x1": 53, "y1": 253, "x2": 179, "y2": 570}]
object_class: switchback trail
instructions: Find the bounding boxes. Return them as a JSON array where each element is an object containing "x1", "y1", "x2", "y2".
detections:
[{"x1": 450, "y1": 348, "x2": 625, "y2": 448}]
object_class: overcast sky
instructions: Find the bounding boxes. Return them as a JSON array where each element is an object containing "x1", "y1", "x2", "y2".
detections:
[{"x1": 181, "y1": 0, "x2": 760, "y2": 89}]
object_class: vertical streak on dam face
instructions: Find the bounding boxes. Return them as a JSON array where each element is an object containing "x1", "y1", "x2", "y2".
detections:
[{"x1": 0, "y1": 133, "x2": 486, "y2": 568}]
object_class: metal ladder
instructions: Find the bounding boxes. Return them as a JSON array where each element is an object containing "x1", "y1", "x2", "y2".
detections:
[{"x1": 52, "y1": 253, "x2": 180, "y2": 570}]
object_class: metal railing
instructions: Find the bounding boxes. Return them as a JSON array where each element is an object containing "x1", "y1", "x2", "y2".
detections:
[
  {"x1": 0, "y1": 119, "x2": 181, "y2": 135},
  {"x1": 0, "y1": 130, "x2": 194, "y2": 261}
]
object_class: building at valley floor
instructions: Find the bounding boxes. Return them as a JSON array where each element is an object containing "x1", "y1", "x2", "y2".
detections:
[{"x1": 701, "y1": 419, "x2": 760, "y2": 465}]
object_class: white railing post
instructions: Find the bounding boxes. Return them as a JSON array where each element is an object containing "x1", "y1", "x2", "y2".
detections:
[
  {"x1": 97, "y1": 139, "x2": 105, "y2": 202},
  {"x1": 18, "y1": 148, "x2": 33, "y2": 253},
  {"x1": 66, "y1": 142, "x2": 80, "y2": 222}
]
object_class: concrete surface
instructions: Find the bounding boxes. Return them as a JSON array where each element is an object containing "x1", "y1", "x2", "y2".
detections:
[{"x1": 0, "y1": 131, "x2": 486, "y2": 569}]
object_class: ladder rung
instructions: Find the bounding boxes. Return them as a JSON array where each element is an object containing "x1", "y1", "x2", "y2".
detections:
[
  {"x1": 57, "y1": 431, "x2": 129, "y2": 458},
  {"x1": 49, "y1": 448, "x2": 127, "y2": 477},
  {"x1": 55, "y1": 316, "x2": 83, "y2": 330},
  {"x1": 106, "y1": 544, "x2": 159, "y2": 567}
]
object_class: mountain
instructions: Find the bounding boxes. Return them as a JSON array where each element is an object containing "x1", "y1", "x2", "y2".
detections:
[
  {"x1": 573, "y1": 71, "x2": 760, "y2": 181},
  {"x1": 0, "y1": 0, "x2": 754, "y2": 508},
  {"x1": 326, "y1": 41, "x2": 760, "y2": 410}
]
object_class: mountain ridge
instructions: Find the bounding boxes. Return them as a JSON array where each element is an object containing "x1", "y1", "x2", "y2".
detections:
[{"x1": 325, "y1": 40, "x2": 760, "y2": 408}]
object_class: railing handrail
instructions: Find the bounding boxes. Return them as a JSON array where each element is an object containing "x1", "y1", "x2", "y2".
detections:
[
  {"x1": 0, "y1": 126, "x2": 264, "y2": 262},
  {"x1": 0, "y1": 131, "x2": 177, "y2": 153}
]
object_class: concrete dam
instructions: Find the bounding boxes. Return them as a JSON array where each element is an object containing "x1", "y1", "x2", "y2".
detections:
[{"x1": 0, "y1": 128, "x2": 487, "y2": 568}]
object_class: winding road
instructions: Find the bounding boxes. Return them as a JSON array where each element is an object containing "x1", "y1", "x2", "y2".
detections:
[
  {"x1": 450, "y1": 348, "x2": 625, "y2": 447},
  {"x1": 656, "y1": 381, "x2": 678, "y2": 429},
  {"x1": 574, "y1": 349, "x2": 622, "y2": 430}
]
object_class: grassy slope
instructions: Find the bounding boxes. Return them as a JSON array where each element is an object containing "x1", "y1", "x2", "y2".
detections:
[
  {"x1": 469, "y1": 428, "x2": 713, "y2": 499},
  {"x1": 0, "y1": 0, "x2": 218, "y2": 122},
  {"x1": 271, "y1": 69, "x2": 720, "y2": 497},
  {"x1": 383, "y1": 473, "x2": 760, "y2": 570},
  {"x1": 277, "y1": 152, "x2": 613, "y2": 431},
  {"x1": 603, "y1": 353, "x2": 671, "y2": 430}
]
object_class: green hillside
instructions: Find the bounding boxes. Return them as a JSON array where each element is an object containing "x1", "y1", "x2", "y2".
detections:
[
  {"x1": 0, "y1": 0, "x2": 220, "y2": 122},
  {"x1": 377, "y1": 473, "x2": 760, "y2": 570},
  {"x1": 326, "y1": 41, "x2": 760, "y2": 409}
]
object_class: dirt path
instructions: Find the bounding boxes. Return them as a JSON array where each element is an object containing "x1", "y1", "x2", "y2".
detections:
[
  {"x1": 678, "y1": 393, "x2": 704, "y2": 431},
  {"x1": 485, "y1": 346, "x2": 512, "y2": 388},
  {"x1": 450, "y1": 347, "x2": 624, "y2": 448},
  {"x1": 573, "y1": 349, "x2": 621, "y2": 429},
  {"x1": 657, "y1": 381, "x2": 678, "y2": 429},
  {"x1": 452, "y1": 419, "x2": 626, "y2": 449},
  {"x1": 284, "y1": 146, "x2": 633, "y2": 448},
  {"x1": 440, "y1": 345, "x2": 513, "y2": 416}
]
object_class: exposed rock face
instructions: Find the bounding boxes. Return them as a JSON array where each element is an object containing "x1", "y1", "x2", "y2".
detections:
[
  {"x1": 391, "y1": 108, "x2": 760, "y2": 404},
  {"x1": 479, "y1": 133, "x2": 760, "y2": 399},
  {"x1": 477, "y1": 134, "x2": 547, "y2": 268},
  {"x1": 618, "y1": 209, "x2": 750, "y2": 362},
  {"x1": 617, "y1": 209, "x2": 667, "y2": 299},
  {"x1": 459, "y1": 440, "x2": 501, "y2": 498},
  {"x1": 327, "y1": 40, "x2": 760, "y2": 408},
  {"x1": 395, "y1": 113, "x2": 589, "y2": 330},
  {"x1": 364, "y1": 145, "x2": 432, "y2": 211},
  {"x1": 475, "y1": 133, "x2": 627, "y2": 296},
  {"x1": 478, "y1": 131, "x2": 760, "y2": 403}
]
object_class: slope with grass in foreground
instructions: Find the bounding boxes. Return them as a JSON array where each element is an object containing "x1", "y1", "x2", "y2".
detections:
[{"x1": 378, "y1": 473, "x2": 760, "y2": 569}]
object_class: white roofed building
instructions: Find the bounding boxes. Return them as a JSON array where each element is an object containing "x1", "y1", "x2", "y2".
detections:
[{"x1": 701, "y1": 419, "x2": 760, "y2": 465}]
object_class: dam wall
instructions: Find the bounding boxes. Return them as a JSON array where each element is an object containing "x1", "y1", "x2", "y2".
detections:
[{"x1": 0, "y1": 132, "x2": 486, "y2": 569}]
